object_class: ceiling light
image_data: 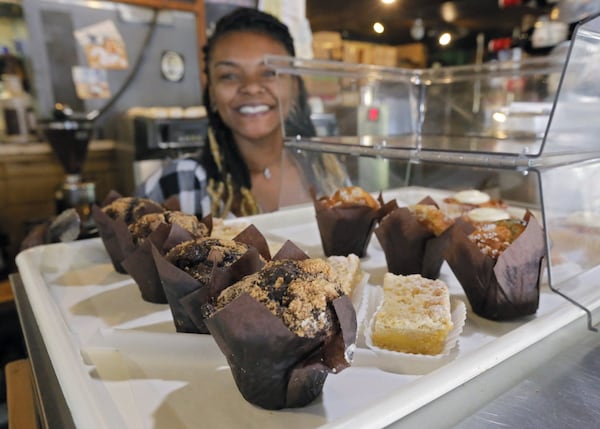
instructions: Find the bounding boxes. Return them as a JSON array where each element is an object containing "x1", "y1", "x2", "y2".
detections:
[
  {"x1": 381, "y1": 0, "x2": 396, "y2": 4},
  {"x1": 441, "y1": 2, "x2": 458, "y2": 22},
  {"x1": 373, "y1": 22, "x2": 385, "y2": 34},
  {"x1": 439, "y1": 32, "x2": 452, "y2": 46}
]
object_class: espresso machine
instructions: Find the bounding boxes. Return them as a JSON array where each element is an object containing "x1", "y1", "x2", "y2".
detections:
[{"x1": 38, "y1": 104, "x2": 96, "y2": 235}]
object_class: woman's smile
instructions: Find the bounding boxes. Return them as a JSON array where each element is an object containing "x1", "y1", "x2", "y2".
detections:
[{"x1": 236, "y1": 103, "x2": 273, "y2": 116}]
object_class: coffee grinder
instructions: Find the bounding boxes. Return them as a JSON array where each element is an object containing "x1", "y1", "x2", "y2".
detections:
[{"x1": 39, "y1": 104, "x2": 97, "y2": 235}]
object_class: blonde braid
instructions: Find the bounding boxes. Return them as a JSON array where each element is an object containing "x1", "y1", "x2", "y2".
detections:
[
  {"x1": 208, "y1": 128, "x2": 223, "y2": 171},
  {"x1": 206, "y1": 126, "x2": 260, "y2": 217},
  {"x1": 239, "y1": 186, "x2": 260, "y2": 216},
  {"x1": 207, "y1": 178, "x2": 224, "y2": 217},
  {"x1": 222, "y1": 174, "x2": 234, "y2": 217},
  {"x1": 206, "y1": 127, "x2": 230, "y2": 217}
]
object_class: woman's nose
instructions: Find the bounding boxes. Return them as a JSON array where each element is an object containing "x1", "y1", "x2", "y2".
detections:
[{"x1": 239, "y1": 77, "x2": 265, "y2": 94}]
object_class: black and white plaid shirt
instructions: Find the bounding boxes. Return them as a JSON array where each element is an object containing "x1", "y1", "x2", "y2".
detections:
[{"x1": 135, "y1": 158, "x2": 211, "y2": 217}]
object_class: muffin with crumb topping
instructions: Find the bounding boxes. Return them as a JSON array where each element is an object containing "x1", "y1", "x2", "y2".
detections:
[
  {"x1": 128, "y1": 211, "x2": 208, "y2": 246},
  {"x1": 203, "y1": 254, "x2": 357, "y2": 410},
  {"x1": 120, "y1": 211, "x2": 210, "y2": 303},
  {"x1": 444, "y1": 212, "x2": 545, "y2": 320},
  {"x1": 158, "y1": 237, "x2": 264, "y2": 333},
  {"x1": 375, "y1": 197, "x2": 454, "y2": 279},
  {"x1": 92, "y1": 195, "x2": 165, "y2": 273},
  {"x1": 312, "y1": 186, "x2": 382, "y2": 257},
  {"x1": 216, "y1": 259, "x2": 344, "y2": 338}
]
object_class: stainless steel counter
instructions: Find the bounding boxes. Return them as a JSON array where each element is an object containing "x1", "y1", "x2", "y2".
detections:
[
  {"x1": 453, "y1": 328, "x2": 600, "y2": 428},
  {"x1": 9, "y1": 268, "x2": 600, "y2": 429}
]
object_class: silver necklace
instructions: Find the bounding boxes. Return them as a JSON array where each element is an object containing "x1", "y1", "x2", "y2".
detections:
[{"x1": 263, "y1": 167, "x2": 272, "y2": 180}]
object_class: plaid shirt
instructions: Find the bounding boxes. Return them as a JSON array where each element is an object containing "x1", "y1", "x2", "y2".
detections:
[{"x1": 135, "y1": 158, "x2": 210, "y2": 217}]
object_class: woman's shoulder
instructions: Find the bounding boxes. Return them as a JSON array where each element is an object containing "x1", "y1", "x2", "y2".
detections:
[
  {"x1": 161, "y1": 157, "x2": 206, "y2": 174},
  {"x1": 137, "y1": 157, "x2": 208, "y2": 199}
]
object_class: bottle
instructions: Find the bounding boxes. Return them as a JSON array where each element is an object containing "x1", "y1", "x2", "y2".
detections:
[{"x1": 488, "y1": 15, "x2": 568, "y2": 58}]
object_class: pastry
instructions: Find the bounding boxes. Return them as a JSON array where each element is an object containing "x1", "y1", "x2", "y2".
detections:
[
  {"x1": 465, "y1": 207, "x2": 512, "y2": 223},
  {"x1": 92, "y1": 194, "x2": 165, "y2": 273},
  {"x1": 101, "y1": 196, "x2": 164, "y2": 225},
  {"x1": 444, "y1": 212, "x2": 545, "y2": 320},
  {"x1": 215, "y1": 258, "x2": 345, "y2": 338},
  {"x1": 408, "y1": 203, "x2": 454, "y2": 236},
  {"x1": 165, "y1": 237, "x2": 252, "y2": 284},
  {"x1": 370, "y1": 273, "x2": 453, "y2": 355},
  {"x1": 128, "y1": 210, "x2": 209, "y2": 246},
  {"x1": 374, "y1": 196, "x2": 452, "y2": 279},
  {"x1": 442, "y1": 189, "x2": 506, "y2": 218},
  {"x1": 467, "y1": 218, "x2": 527, "y2": 259},
  {"x1": 201, "y1": 246, "x2": 357, "y2": 410},
  {"x1": 321, "y1": 186, "x2": 379, "y2": 209},
  {"x1": 156, "y1": 232, "x2": 266, "y2": 333},
  {"x1": 312, "y1": 186, "x2": 382, "y2": 257},
  {"x1": 326, "y1": 253, "x2": 365, "y2": 297}
]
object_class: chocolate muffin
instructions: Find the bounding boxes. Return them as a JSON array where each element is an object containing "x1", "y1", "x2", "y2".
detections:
[
  {"x1": 128, "y1": 211, "x2": 209, "y2": 246},
  {"x1": 165, "y1": 237, "x2": 251, "y2": 285},
  {"x1": 216, "y1": 258, "x2": 345, "y2": 338},
  {"x1": 93, "y1": 196, "x2": 165, "y2": 273},
  {"x1": 203, "y1": 255, "x2": 357, "y2": 410},
  {"x1": 101, "y1": 196, "x2": 164, "y2": 225}
]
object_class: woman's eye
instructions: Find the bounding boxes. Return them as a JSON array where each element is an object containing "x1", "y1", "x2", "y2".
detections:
[
  {"x1": 218, "y1": 72, "x2": 238, "y2": 81},
  {"x1": 262, "y1": 69, "x2": 277, "y2": 78}
]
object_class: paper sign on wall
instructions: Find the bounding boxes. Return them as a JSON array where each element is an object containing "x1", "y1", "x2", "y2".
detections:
[
  {"x1": 72, "y1": 66, "x2": 111, "y2": 99},
  {"x1": 74, "y1": 20, "x2": 129, "y2": 70}
]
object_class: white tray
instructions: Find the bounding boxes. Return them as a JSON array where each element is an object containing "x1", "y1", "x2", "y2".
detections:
[{"x1": 15, "y1": 187, "x2": 600, "y2": 429}]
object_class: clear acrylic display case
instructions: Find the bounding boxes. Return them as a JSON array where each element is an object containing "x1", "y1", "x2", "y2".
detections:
[{"x1": 268, "y1": 13, "x2": 600, "y2": 328}]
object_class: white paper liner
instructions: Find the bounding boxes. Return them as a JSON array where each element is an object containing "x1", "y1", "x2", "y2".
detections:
[
  {"x1": 362, "y1": 286, "x2": 467, "y2": 375},
  {"x1": 349, "y1": 271, "x2": 370, "y2": 347}
]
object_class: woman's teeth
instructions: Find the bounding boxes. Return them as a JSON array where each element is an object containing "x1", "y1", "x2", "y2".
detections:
[{"x1": 238, "y1": 105, "x2": 270, "y2": 114}]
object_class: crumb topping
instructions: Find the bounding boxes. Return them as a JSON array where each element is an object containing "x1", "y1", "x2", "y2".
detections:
[
  {"x1": 468, "y1": 219, "x2": 526, "y2": 258},
  {"x1": 165, "y1": 237, "x2": 250, "y2": 283},
  {"x1": 409, "y1": 204, "x2": 454, "y2": 236},
  {"x1": 102, "y1": 197, "x2": 164, "y2": 225},
  {"x1": 129, "y1": 211, "x2": 208, "y2": 245},
  {"x1": 322, "y1": 186, "x2": 379, "y2": 209},
  {"x1": 217, "y1": 259, "x2": 345, "y2": 337}
]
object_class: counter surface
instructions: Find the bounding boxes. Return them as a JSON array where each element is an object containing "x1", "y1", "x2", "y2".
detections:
[{"x1": 0, "y1": 140, "x2": 114, "y2": 156}]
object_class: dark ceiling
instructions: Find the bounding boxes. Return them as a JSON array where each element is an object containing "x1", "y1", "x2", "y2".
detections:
[{"x1": 306, "y1": 0, "x2": 553, "y2": 49}]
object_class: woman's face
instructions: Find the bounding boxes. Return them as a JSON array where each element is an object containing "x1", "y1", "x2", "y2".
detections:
[{"x1": 208, "y1": 31, "x2": 296, "y2": 143}]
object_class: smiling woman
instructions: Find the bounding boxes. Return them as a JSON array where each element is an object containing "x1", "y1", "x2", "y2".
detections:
[{"x1": 137, "y1": 7, "x2": 348, "y2": 218}]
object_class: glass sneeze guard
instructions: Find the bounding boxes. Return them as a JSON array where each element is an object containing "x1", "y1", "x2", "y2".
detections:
[{"x1": 267, "y1": 13, "x2": 600, "y2": 329}]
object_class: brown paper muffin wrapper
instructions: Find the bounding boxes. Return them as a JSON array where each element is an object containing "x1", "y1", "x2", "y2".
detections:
[
  {"x1": 312, "y1": 189, "x2": 385, "y2": 258},
  {"x1": 91, "y1": 204, "x2": 135, "y2": 274},
  {"x1": 202, "y1": 243, "x2": 357, "y2": 409},
  {"x1": 153, "y1": 225, "x2": 268, "y2": 333},
  {"x1": 374, "y1": 197, "x2": 449, "y2": 279},
  {"x1": 444, "y1": 212, "x2": 546, "y2": 320},
  {"x1": 121, "y1": 223, "x2": 197, "y2": 304},
  {"x1": 91, "y1": 191, "x2": 165, "y2": 273}
]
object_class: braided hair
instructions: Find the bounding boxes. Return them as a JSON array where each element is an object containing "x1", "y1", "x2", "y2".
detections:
[{"x1": 200, "y1": 7, "x2": 316, "y2": 217}]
